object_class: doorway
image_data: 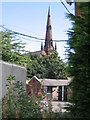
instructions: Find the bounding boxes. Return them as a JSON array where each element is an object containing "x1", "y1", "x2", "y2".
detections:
[{"x1": 58, "y1": 86, "x2": 62, "y2": 101}]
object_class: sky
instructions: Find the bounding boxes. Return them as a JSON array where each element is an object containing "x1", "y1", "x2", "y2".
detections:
[{"x1": 1, "y1": 1, "x2": 74, "y2": 60}]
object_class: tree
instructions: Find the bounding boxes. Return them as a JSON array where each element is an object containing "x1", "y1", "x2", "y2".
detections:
[
  {"x1": 27, "y1": 52, "x2": 67, "y2": 79},
  {"x1": 41, "y1": 52, "x2": 67, "y2": 79},
  {"x1": 0, "y1": 30, "x2": 67, "y2": 80},
  {"x1": 67, "y1": 2, "x2": 90, "y2": 118},
  {"x1": 0, "y1": 31, "x2": 29, "y2": 66}
]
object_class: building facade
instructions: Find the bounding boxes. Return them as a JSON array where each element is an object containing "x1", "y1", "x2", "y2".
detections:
[
  {"x1": 26, "y1": 76, "x2": 42, "y2": 95},
  {"x1": 26, "y1": 76, "x2": 72, "y2": 102},
  {"x1": 42, "y1": 78, "x2": 71, "y2": 101}
]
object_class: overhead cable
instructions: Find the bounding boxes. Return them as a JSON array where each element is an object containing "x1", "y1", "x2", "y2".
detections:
[
  {"x1": 60, "y1": 0, "x2": 71, "y2": 14},
  {"x1": 0, "y1": 25, "x2": 68, "y2": 43}
]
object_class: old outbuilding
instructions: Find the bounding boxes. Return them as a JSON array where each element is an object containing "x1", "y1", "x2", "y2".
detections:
[{"x1": 26, "y1": 76, "x2": 72, "y2": 101}]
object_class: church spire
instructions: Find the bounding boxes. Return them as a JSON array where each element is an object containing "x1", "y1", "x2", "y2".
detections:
[
  {"x1": 43, "y1": 7, "x2": 54, "y2": 55},
  {"x1": 48, "y1": 6, "x2": 50, "y2": 17}
]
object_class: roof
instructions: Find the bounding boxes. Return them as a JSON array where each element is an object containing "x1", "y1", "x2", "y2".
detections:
[
  {"x1": 26, "y1": 76, "x2": 71, "y2": 86},
  {"x1": 41, "y1": 79, "x2": 71, "y2": 86},
  {"x1": 26, "y1": 76, "x2": 41, "y2": 84}
]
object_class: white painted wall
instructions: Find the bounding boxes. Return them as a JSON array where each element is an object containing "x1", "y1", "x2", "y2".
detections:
[{"x1": 0, "y1": 60, "x2": 26, "y2": 100}]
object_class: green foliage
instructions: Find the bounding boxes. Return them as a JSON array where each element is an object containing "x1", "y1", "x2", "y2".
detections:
[
  {"x1": 66, "y1": 2, "x2": 90, "y2": 118},
  {"x1": 2, "y1": 75, "x2": 42, "y2": 118},
  {"x1": 0, "y1": 30, "x2": 67, "y2": 79},
  {"x1": 1, "y1": 75, "x2": 69, "y2": 119},
  {"x1": 27, "y1": 52, "x2": 67, "y2": 79},
  {"x1": 0, "y1": 31, "x2": 28, "y2": 66}
]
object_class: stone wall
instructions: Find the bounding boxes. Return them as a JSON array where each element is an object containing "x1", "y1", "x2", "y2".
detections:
[{"x1": 0, "y1": 60, "x2": 26, "y2": 99}]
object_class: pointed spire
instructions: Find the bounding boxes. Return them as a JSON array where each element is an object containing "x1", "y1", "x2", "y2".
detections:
[
  {"x1": 47, "y1": 6, "x2": 51, "y2": 29},
  {"x1": 42, "y1": 7, "x2": 55, "y2": 56},
  {"x1": 48, "y1": 6, "x2": 50, "y2": 17},
  {"x1": 45, "y1": 7, "x2": 52, "y2": 47}
]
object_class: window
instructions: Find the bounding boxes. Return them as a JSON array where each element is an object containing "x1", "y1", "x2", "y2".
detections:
[{"x1": 49, "y1": 25, "x2": 51, "y2": 30}]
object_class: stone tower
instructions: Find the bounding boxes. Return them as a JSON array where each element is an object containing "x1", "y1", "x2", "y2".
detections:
[{"x1": 41, "y1": 7, "x2": 55, "y2": 56}]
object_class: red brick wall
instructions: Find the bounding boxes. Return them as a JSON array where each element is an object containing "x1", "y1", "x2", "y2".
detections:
[{"x1": 26, "y1": 77, "x2": 42, "y2": 95}]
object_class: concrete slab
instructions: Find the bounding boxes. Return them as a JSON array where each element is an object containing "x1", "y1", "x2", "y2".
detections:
[{"x1": 41, "y1": 100, "x2": 70, "y2": 112}]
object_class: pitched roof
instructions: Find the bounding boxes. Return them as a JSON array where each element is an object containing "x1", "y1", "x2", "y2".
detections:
[
  {"x1": 26, "y1": 76, "x2": 41, "y2": 84},
  {"x1": 40, "y1": 79, "x2": 71, "y2": 86},
  {"x1": 26, "y1": 76, "x2": 71, "y2": 86}
]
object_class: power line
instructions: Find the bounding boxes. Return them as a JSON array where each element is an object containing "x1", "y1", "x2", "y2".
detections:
[
  {"x1": 1, "y1": 25, "x2": 44, "y2": 40},
  {"x1": 60, "y1": 0, "x2": 71, "y2": 14},
  {"x1": 0, "y1": 25, "x2": 68, "y2": 43}
]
